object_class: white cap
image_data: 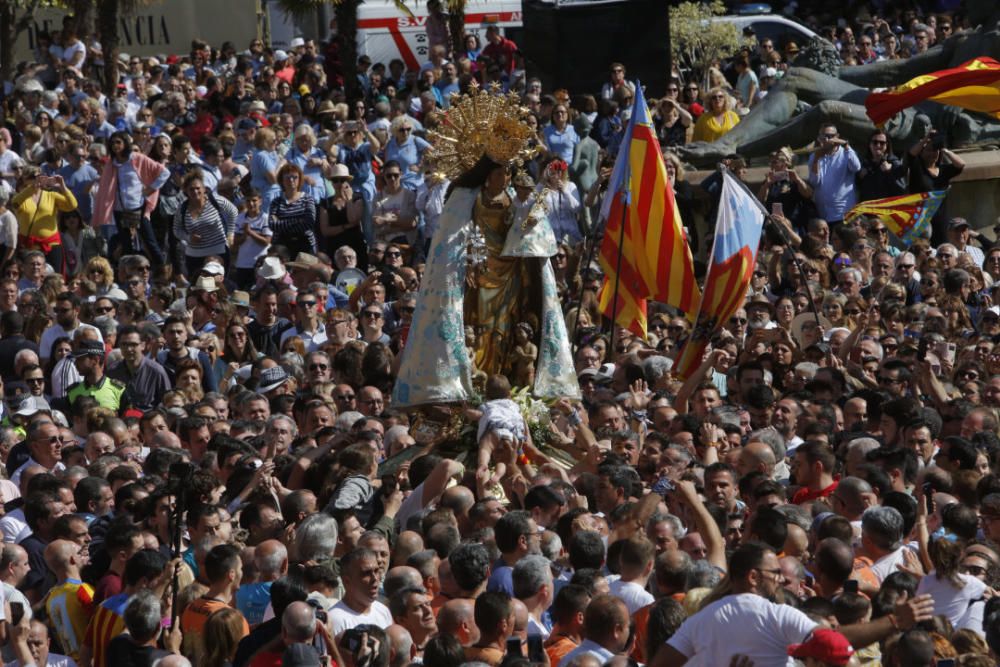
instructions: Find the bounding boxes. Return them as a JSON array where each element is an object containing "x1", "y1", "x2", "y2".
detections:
[
  {"x1": 290, "y1": 37, "x2": 305, "y2": 49},
  {"x1": 274, "y1": 50, "x2": 289, "y2": 61},
  {"x1": 764, "y1": 67, "x2": 778, "y2": 78}
]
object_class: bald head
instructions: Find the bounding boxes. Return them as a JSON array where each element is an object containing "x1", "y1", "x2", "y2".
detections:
[
  {"x1": 18, "y1": 465, "x2": 47, "y2": 495},
  {"x1": 738, "y1": 440, "x2": 776, "y2": 477},
  {"x1": 44, "y1": 539, "x2": 79, "y2": 577},
  {"x1": 254, "y1": 540, "x2": 288, "y2": 580},
  {"x1": 834, "y1": 476, "x2": 873, "y2": 519},
  {"x1": 511, "y1": 598, "x2": 529, "y2": 634},
  {"x1": 392, "y1": 531, "x2": 425, "y2": 567},
  {"x1": 282, "y1": 601, "x2": 317, "y2": 642},
  {"x1": 438, "y1": 598, "x2": 479, "y2": 645},
  {"x1": 441, "y1": 486, "x2": 475, "y2": 521},
  {"x1": 386, "y1": 624, "x2": 415, "y2": 667},
  {"x1": 151, "y1": 431, "x2": 182, "y2": 450}
]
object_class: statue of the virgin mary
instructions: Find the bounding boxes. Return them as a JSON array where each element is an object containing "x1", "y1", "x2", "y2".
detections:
[{"x1": 392, "y1": 84, "x2": 579, "y2": 408}]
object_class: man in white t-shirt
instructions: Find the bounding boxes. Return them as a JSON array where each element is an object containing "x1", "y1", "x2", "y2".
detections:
[
  {"x1": 328, "y1": 547, "x2": 392, "y2": 637},
  {"x1": 652, "y1": 542, "x2": 935, "y2": 667},
  {"x1": 607, "y1": 536, "x2": 655, "y2": 615}
]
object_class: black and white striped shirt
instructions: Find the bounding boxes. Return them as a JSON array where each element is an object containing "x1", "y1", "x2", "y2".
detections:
[
  {"x1": 173, "y1": 194, "x2": 239, "y2": 258},
  {"x1": 269, "y1": 194, "x2": 317, "y2": 253}
]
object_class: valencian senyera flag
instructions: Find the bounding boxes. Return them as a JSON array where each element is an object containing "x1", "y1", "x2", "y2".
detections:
[
  {"x1": 866, "y1": 57, "x2": 1000, "y2": 126},
  {"x1": 674, "y1": 169, "x2": 767, "y2": 381},
  {"x1": 843, "y1": 190, "x2": 946, "y2": 247},
  {"x1": 597, "y1": 81, "x2": 699, "y2": 339}
]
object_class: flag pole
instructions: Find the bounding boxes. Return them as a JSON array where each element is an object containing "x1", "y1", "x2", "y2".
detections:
[
  {"x1": 608, "y1": 192, "x2": 628, "y2": 354},
  {"x1": 571, "y1": 227, "x2": 602, "y2": 353},
  {"x1": 766, "y1": 215, "x2": 822, "y2": 328}
]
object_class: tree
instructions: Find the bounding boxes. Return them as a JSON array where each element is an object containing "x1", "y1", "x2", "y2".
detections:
[
  {"x1": 443, "y1": 0, "x2": 466, "y2": 60},
  {"x1": 0, "y1": 0, "x2": 49, "y2": 86},
  {"x1": 669, "y1": 0, "x2": 748, "y2": 84},
  {"x1": 96, "y1": 0, "x2": 143, "y2": 95}
]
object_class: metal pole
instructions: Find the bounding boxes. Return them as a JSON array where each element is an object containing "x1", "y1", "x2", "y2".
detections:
[{"x1": 608, "y1": 194, "x2": 628, "y2": 354}]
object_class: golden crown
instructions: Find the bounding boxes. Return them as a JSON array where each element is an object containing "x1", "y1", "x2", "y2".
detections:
[{"x1": 428, "y1": 81, "x2": 539, "y2": 180}]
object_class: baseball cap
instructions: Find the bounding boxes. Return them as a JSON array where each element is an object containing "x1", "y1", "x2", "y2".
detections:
[
  {"x1": 15, "y1": 395, "x2": 50, "y2": 417},
  {"x1": 73, "y1": 339, "x2": 106, "y2": 358},
  {"x1": 787, "y1": 629, "x2": 854, "y2": 666},
  {"x1": 948, "y1": 217, "x2": 970, "y2": 229}
]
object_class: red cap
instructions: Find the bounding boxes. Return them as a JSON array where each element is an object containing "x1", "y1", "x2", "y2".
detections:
[
  {"x1": 787, "y1": 629, "x2": 854, "y2": 666},
  {"x1": 166, "y1": 54, "x2": 179, "y2": 65}
]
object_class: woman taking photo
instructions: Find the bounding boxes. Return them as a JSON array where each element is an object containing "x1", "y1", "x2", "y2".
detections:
[
  {"x1": 320, "y1": 164, "x2": 366, "y2": 269},
  {"x1": 908, "y1": 128, "x2": 965, "y2": 244},
  {"x1": 173, "y1": 171, "x2": 239, "y2": 276},
  {"x1": 249, "y1": 127, "x2": 283, "y2": 213},
  {"x1": 692, "y1": 87, "x2": 740, "y2": 143},
  {"x1": 384, "y1": 116, "x2": 431, "y2": 191},
  {"x1": 10, "y1": 168, "x2": 76, "y2": 273},
  {"x1": 654, "y1": 97, "x2": 691, "y2": 147},
  {"x1": 758, "y1": 146, "x2": 814, "y2": 230},
  {"x1": 857, "y1": 129, "x2": 907, "y2": 202},
  {"x1": 336, "y1": 119, "x2": 381, "y2": 244},
  {"x1": 269, "y1": 163, "x2": 318, "y2": 256}
]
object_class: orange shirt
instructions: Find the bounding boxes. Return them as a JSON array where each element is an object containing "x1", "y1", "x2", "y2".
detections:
[
  {"x1": 180, "y1": 597, "x2": 249, "y2": 663},
  {"x1": 545, "y1": 634, "x2": 578, "y2": 666}
]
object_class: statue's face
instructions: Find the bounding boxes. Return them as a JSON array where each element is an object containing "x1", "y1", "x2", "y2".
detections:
[{"x1": 486, "y1": 166, "x2": 509, "y2": 192}]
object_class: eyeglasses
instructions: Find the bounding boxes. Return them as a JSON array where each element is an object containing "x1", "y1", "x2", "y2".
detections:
[
  {"x1": 385, "y1": 173, "x2": 401, "y2": 179},
  {"x1": 37, "y1": 435, "x2": 64, "y2": 445},
  {"x1": 25, "y1": 377, "x2": 44, "y2": 384},
  {"x1": 386, "y1": 251, "x2": 402, "y2": 258},
  {"x1": 335, "y1": 393, "x2": 355, "y2": 401},
  {"x1": 878, "y1": 376, "x2": 902, "y2": 384},
  {"x1": 95, "y1": 306, "x2": 113, "y2": 314},
  {"x1": 897, "y1": 264, "x2": 914, "y2": 270},
  {"x1": 730, "y1": 317, "x2": 747, "y2": 325},
  {"x1": 363, "y1": 311, "x2": 382, "y2": 319},
  {"x1": 54, "y1": 307, "x2": 73, "y2": 314},
  {"x1": 297, "y1": 300, "x2": 317, "y2": 308},
  {"x1": 399, "y1": 127, "x2": 412, "y2": 133},
  {"x1": 309, "y1": 363, "x2": 329, "y2": 371},
  {"x1": 754, "y1": 567, "x2": 784, "y2": 579},
  {"x1": 870, "y1": 139, "x2": 887, "y2": 146}
]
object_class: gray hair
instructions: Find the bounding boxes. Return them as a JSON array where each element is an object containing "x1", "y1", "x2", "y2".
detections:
[
  {"x1": 665, "y1": 444, "x2": 693, "y2": 467},
  {"x1": 838, "y1": 267, "x2": 863, "y2": 284},
  {"x1": 862, "y1": 506, "x2": 904, "y2": 551},
  {"x1": 268, "y1": 414, "x2": 298, "y2": 437},
  {"x1": 690, "y1": 559, "x2": 723, "y2": 588},
  {"x1": 643, "y1": 355, "x2": 674, "y2": 386},
  {"x1": 540, "y1": 531, "x2": 562, "y2": 562},
  {"x1": 256, "y1": 543, "x2": 288, "y2": 578},
  {"x1": 794, "y1": 362, "x2": 819, "y2": 380},
  {"x1": 295, "y1": 513, "x2": 339, "y2": 562},
  {"x1": 512, "y1": 554, "x2": 553, "y2": 600},
  {"x1": 713, "y1": 405, "x2": 742, "y2": 429},
  {"x1": 123, "y1": 590, "x2": 162, "y2": 642},
  {"x1": 847, "y1": 437, "x2": 880, "y2": 456},
  {"x1": 775, "y1": 504, "x2": 811, "y2": 532},
  {"x1": 749, "y1": 427, "x2": 786, "y2": 460},
  {"x1": 647, "y1": 513, "x2": 687, "y2": 540}
]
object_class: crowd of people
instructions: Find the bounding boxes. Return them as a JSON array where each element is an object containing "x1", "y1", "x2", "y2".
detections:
[{"x1": 0, "y1": 1, "x2": 995, "y2": 667}]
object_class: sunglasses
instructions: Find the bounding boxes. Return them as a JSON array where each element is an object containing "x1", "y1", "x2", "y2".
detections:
[{"x1": 309, "y1": 363, "x2": 328, "y2": 371}]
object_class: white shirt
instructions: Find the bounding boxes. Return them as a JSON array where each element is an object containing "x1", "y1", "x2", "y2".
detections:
[
  {"x1": 667, "y1": 593, "x2": 817, "y2": 667},
  {"x1": 0, "y1": 508, "x2": 27, "y2": 544},
  {"x1": 916, "y1": 570, "x2": 988, "y2": 632},
  {"x1": 526, "y1": 615, "x2": 550, "y2": 639},
  {"x1": 328, "y1": 599, "x2": 392, "y2": 637},
  {"x1": 608, "y1": 579, "x2": 654, "y2": 615},
  {"x1": 39, "y1": 322, "x2": 101, "y2": 361},
  {"x1": 10, "y1": 457, "x2": 66, "y2": 487},
  {"x1": 557, "y1": 639, "x2": 615, "y2": 667},
  {"x1": 870, "y1": 546, "x2": 912, "y2": 584}
]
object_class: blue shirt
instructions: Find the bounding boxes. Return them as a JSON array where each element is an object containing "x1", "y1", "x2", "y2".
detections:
[
  {"x1": 59, "y1": 162, "x2": 99, "y2": 222},
  {"x1": 250, "y1": 149, "x2": 282, "y2": 209},
  {"x1": 384, "y1": 136, "x2": 431, "y2": 190},
  {"x1": 808, "y1": 145, "x2": 861, "y2": 222},
  {"x1": 338, "y1": 143, "x2": 375, "y2": 195},
  {"x1": 486, "y1": 559, "x2": 514, "y2": 596},
  {"x1": 286, "y1": 145, "x2": 328, "y2": 203},
  {"x1": 543, "y1": 124, "x2": 580, "y2": 163},
  {"x1": 114, "y1": 157, "x2": 168, "y2": 211},
  {"x1": 236, "y1": 581, "x2": 273, "y2": 626}
]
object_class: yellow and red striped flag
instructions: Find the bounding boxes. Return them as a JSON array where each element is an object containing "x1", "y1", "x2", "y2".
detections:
[
  {"x1": 843, "y1": 190, "x2": 946, "y2": 246},
  {"x1": 597, "y1": 83, "x2": 700, "y2": 339},
  {"x1": 866, "y1": 57, "x2": 1000, "y2": 126},
  {"x1": 674, "y1": 170, "x2": 767, "y2": 380}
]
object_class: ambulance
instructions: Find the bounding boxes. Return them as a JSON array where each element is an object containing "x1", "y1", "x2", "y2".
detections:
[{"x1": 355, "y1": 0, "x2": 524, "y2": 70}]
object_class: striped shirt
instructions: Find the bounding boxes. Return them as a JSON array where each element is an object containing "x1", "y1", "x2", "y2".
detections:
[
  {"x1": 83, "y1": 591, "x2": 129, "y2": 667},
  {"x1": 173, "y1": 193, "x2": 239, "y2": 258},
  {"x1": 268, "y1": 193, "x2": 317, "y2": 253}
]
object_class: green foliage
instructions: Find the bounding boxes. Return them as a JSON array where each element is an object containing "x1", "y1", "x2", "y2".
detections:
[{"x1": 670, "y1": 0, "x2": 745, "y2": 79}]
